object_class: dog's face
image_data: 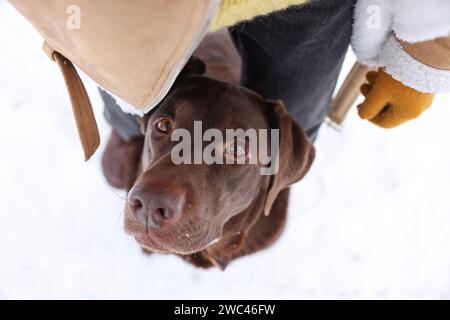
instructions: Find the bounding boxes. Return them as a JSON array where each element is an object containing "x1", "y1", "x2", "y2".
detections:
[{"x1": 124, "y1": 62, "x2": 315, "y2": 255}]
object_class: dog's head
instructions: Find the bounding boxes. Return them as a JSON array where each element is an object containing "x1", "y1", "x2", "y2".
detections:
[{"x1": 124, "y1": 59, "x2": 315, "y2": 255}]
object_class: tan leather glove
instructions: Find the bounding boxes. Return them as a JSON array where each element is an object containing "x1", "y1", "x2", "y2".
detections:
[{"x1": 358, "y1": 68, "x2": 435, "y2": 128}]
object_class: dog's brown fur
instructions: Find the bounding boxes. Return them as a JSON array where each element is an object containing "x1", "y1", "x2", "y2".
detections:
[{"x1": 102, "y1": 31, "x2": 315, "y2": 269}]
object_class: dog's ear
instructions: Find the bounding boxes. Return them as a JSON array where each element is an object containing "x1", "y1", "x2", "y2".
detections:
[
  {"x1": 179, "y1": 57, "x2": 206, "y2": 77},
  {"x1": 263, "y1": 100, "x2": 315, "y2": 216}
]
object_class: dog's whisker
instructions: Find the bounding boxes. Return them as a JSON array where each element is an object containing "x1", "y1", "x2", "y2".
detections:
[
  {"x1": 104, "y1": 183, "x2": 127, "y2": 202},
  {"x1": 115, "y1": 210, "x2": 124, "y2": 229}
]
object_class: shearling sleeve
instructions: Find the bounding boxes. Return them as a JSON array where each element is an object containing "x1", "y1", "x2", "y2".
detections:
[
  {"x1": 351, "y1": 0, "x2": 450, "y2": 93},
  {"x1": 351, "y1": 0, "x2": 393, "y2": 66}
]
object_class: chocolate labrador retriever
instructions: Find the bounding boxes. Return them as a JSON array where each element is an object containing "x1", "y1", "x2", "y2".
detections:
[{"x1": 102, "y1": 31, "x2": 315, "y2": 269}]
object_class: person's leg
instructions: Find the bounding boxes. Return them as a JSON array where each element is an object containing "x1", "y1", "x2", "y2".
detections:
[
  {"x1": 99, "y1": 89, "x2": 141, "y2": 141},
  {"x1": 99, "y1": 89, "x2": 143, "y2": 190},
  {"x1": 230, "y1": 0, "x2": 355, "y2": 140}
]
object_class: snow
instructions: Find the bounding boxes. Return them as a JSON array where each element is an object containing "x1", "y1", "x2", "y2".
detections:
[{"x1": 1, "y1": 2, "x2": 450, "y2": 300}]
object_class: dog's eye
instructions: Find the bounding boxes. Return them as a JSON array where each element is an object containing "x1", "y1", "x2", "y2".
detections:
[
  {"x1": 154, "y1": 117, "x2": 172, "y2": 134},
  {"x1": 225, "y1": 140, "x2": 246, "y2": 157}
]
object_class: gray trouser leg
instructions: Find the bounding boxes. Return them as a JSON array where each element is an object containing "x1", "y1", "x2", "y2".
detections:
[{"x1": 230, "y1": 0, "x2": 355, "y2": 140}]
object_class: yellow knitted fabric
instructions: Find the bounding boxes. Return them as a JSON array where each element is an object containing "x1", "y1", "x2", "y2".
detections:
[{"x1": 209, "y1": 0, "x2": 309, "y2": 31}]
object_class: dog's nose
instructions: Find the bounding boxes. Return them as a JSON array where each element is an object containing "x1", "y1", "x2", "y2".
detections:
[{"x1": 128, "y1": 184, "x2": 184, "y2": 229}]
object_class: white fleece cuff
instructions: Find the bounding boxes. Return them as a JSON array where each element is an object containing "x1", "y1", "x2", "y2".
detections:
[
  {"x1": 392, "y1": 0, "x2": 450, "y2": 44},
  {"x1": 351, "y1": 0, "x2": 393, "y2": 66},
  {"x1": 379, "y1": 36, "x2": 450, "y2": 94}
]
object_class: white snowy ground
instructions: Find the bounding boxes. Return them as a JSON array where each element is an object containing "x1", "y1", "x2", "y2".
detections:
[{"x1": 1, "y1": 3, "x2": 450, "y2": 300}]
